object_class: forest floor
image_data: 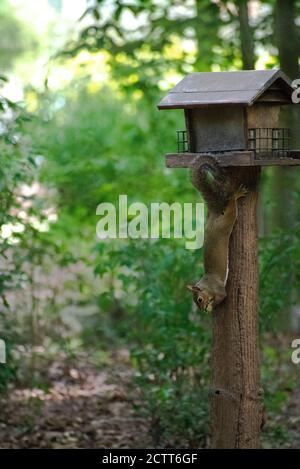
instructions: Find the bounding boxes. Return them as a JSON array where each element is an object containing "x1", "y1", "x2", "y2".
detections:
[
  {"x1": 0, "y1": 348, "x2": 151, "y2": 449},
  {"x1": 1, "y1": 345, "x2": 300, "y2": 449},
  {"x1": 277, "y1": 387, "x2": 300, "y2": 449}
]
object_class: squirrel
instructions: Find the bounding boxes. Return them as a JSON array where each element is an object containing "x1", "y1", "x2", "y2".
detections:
[{"x1": 187, "y1": 156, "x2": 247, "y2": 312}]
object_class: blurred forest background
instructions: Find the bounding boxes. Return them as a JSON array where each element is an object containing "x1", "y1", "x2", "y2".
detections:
[{"x1": 0, "y1": 0, "x2": 300, "y2": 449}]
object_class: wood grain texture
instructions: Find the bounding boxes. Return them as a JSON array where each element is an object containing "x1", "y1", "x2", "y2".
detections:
[
  {"x1": 166, "y1": 152, "x2": 300, "y2": 167},
  {"x1": 187, "y1": 108, "x2": 246, "y2": 152},
  {"x1": 166, "y1": 152, "x2": 253, "y2": 167},
  {"x1": 157, "y1": 70, "x2": 293, "y2": 109},
  {"x1": 210, "y1": 167, "x2": 262, "y2": 448}
]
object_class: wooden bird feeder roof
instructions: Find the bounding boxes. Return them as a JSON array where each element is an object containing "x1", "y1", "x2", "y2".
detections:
[{"x1": 158, "y1": 70, "x2": 293, "y2": 109}]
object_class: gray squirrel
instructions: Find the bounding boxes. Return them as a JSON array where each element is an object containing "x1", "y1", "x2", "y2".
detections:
[{"x1": 188, "y1": 157, "x2": 247, "y2": 312}]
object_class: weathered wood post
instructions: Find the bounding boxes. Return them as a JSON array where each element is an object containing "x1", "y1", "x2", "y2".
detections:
[
  {"x1": 158, "y1": 70, "x2": 300, "y2": 448},
  {"x1": 211, "y1": 166, "x2": 262, "y2": 448}
]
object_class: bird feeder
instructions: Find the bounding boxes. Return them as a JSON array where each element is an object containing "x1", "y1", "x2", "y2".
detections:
[
  {"x1": 157, "y1": 70, "x2": 300, "y2": 449},
  {"x1": 158, "y1": 69, "x2": 300, "y2": 167}
]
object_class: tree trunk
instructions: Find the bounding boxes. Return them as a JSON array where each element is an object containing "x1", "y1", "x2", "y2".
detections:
[
  {"x1": 211, "y1": 167, "x2": 263, "y2": 448},
  {"x1": 237, "y1": 0, "x2": 255, "y2": 69},
  {"x1": 271, "y1": 0, "x2": 299, "y2": 232},
  {"x1": 271, "y1": 0, "x2": 300, "y2": 328},
  {"x1": 275, "y1": 0, "x2": 299, "y2": 79}
]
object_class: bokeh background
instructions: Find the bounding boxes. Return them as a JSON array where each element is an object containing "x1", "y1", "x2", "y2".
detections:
[{"x1": 0, "y1": 0, "x2": 300, "y2": 448}]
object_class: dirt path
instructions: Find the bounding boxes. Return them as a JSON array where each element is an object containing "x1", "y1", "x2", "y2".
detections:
[{"x1": 0, "y1": 349, "x2": 150, "y2": 449}]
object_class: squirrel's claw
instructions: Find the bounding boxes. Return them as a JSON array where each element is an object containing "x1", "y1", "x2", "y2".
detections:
[{"x1": 235, "y1": 184, "x2": 248, "y2": 199}]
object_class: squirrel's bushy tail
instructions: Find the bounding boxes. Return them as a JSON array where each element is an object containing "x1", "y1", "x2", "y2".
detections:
[{"x1": 191, "y1": 156, "x2": 230, "y2": 213}]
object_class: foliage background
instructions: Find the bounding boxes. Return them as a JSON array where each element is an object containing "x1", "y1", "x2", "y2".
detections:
[{"x1": 0, "y1": 0, "x2": 300, "y2": 448}]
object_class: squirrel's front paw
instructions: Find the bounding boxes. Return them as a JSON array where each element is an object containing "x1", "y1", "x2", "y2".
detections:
[{"x1": 235, "y1": 184, "x2": 248, "y2": 199}]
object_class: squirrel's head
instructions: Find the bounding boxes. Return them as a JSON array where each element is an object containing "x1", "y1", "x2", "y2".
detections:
[{"x1": 187, "y1": 285, "x2": 214, "y2": 312}]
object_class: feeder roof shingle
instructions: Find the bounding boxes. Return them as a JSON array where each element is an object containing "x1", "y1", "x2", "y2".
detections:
[{"x1": 158, "y1": 70, "x2": 293, "y2": 109}]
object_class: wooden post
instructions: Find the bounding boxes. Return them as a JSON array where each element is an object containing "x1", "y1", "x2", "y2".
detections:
[{"x1": 210, "y1": 167, "x2": 263, "y2": 448}]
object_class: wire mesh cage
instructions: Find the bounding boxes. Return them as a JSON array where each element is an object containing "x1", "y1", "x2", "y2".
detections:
[
  {"x1": 248, "y1": 128, "x2": 291, "y2": 158},
  {"x1": 177, "y1": 130, "x2": 189, "y2": 153}
]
